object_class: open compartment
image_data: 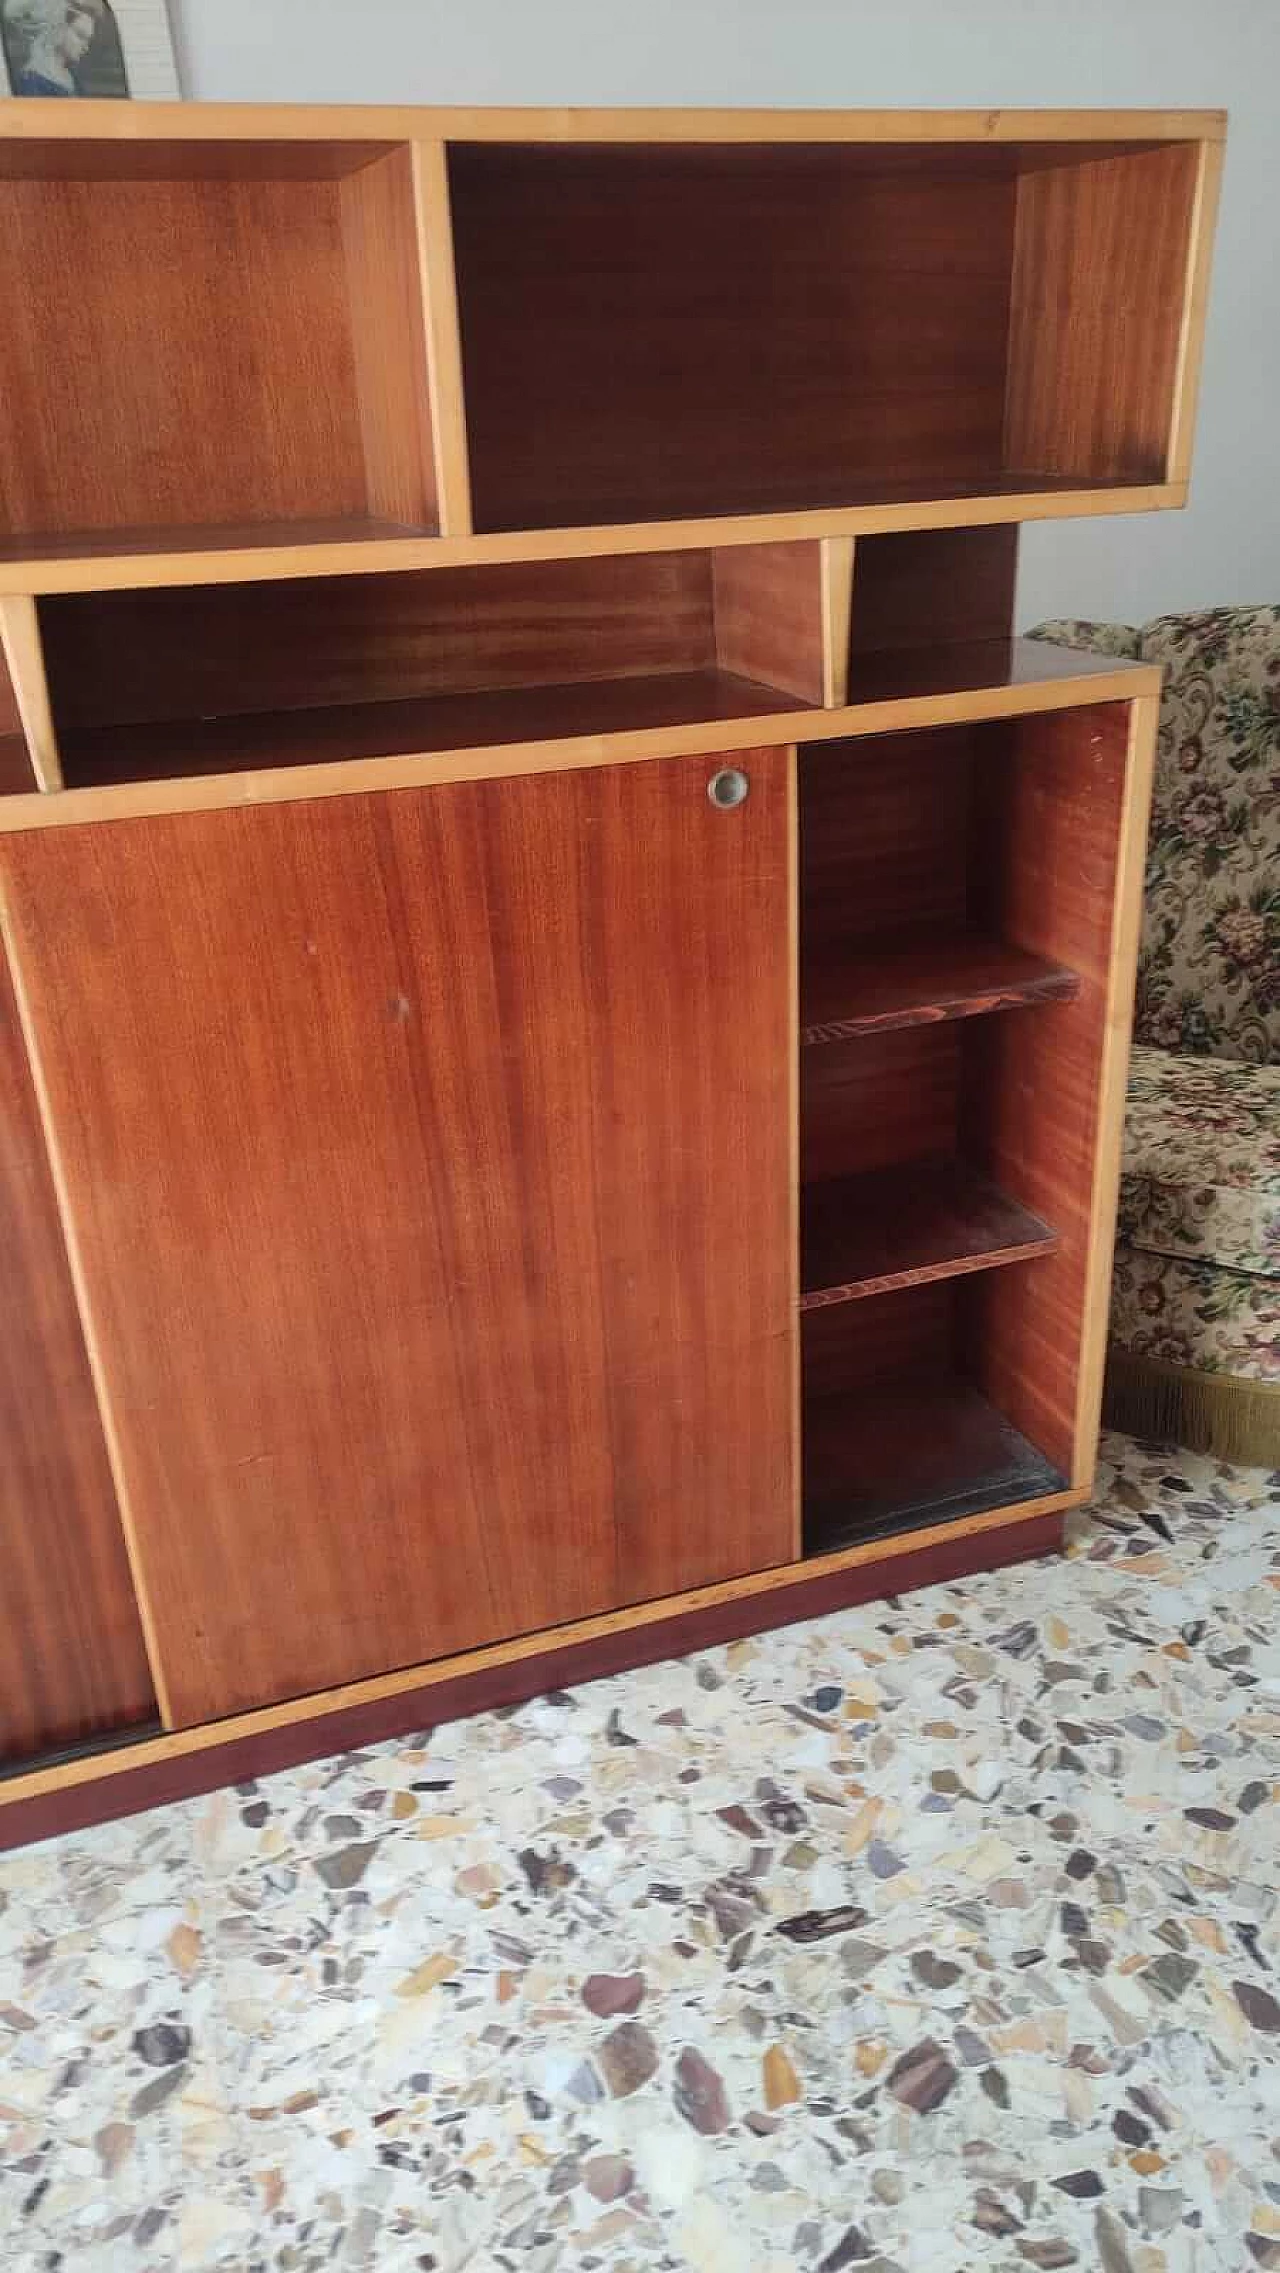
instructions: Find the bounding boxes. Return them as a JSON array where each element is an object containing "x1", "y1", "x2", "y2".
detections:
[
  {"x1": 799, "y1": 722, "x2": 1082, "y2": 1045},
  {"x1": 40, "y1": 543, "x2": 825, "y2": 787},
  {"x1": 0, "y1": 140, "x2": 439, "y2": 559},
  {"x1": 803, "y1": 1283, "x2": 1067, "y2": 1552},
  {"x1": 799, "y1": 701, "x2": 1135, "y2": 1540},
  {"x1": 450, "y1": 139, "x2": 1201, "y2": 531},
  {"x1": 837, "y1": 527, "x2": 1147, "y2": 711}
]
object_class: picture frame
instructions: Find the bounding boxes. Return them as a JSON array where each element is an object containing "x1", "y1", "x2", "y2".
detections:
[{"x1": 1, "y1": 0, "x2": 179, "y2": 99}]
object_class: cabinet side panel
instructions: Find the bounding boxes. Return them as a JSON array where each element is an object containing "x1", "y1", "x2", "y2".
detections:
[
  {"x1": 1, "y1": 754, "x2": 795, "y2": 1726},
  {"x1": 1005, "y1": 145, "x2": 1200, "y2": 481},
  {"x1": 961, "y1": 701, "x2": 1139, "y2": 1478},
  {"x1": 712, "y1": 543, "x2": 826, "y2": 703},
  {"x1": 339, "y1": 147, "x2": 439, "y2": 530},
  {"x1": 0, "y1": 938, "x2": 156, "y2": 1762}
]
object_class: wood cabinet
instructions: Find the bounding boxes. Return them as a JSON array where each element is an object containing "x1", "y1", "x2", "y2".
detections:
[
  {"x1": 0, "y1": 754, "x2": 795, "y2": 1726},
  {"x1": 0, "y1": 100, "x2": 1221, "y2": 1845}
]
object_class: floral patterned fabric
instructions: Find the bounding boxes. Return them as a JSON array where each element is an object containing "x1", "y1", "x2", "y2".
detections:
[
  {"x1": 1032, "y1": 610, "x2": 1280, "y2": 1389},
  {"x1": 1109, "y1": 1244, "x2": 1280, "y2": 1382},
  {"x1": 1031, "y1": 607, "x2": 1280, "y2": 1067},
  {"x1": 1119, "y1": 1044, "x2": 1280, "y2": 1277}
]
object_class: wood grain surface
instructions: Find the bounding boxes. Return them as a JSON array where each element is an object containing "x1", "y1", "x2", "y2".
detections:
[
  {"x1": 712, "y1": 542, "x2": 827, "y2": 705},
  {"x1": 962, "y1": 702, "x2": 1137, "y2": 1476},
  {"x1": 452, "y1": 144, "x2": 1020, "y2": 530},
  {"x1": 338, "y1": 146, "x2": 439, "y2": 531},
  {"x1": 42, "y1": 553, "x2": 723, "y2": 732},
  {"x1": 1, "y1": 751, "x2": 795, "y2": 1726},
  {"x1": 847, "y1": 525, "x2": 1018, "y2": 657},
  {"x1": 801, "y1": 928, "x2": 1079, "y2": 1042},
  {"x1": 1005, "y1": 144, "x2": 1199, "y2": 482},
  {"x1": 0, "y1": 946, "x2": 155, "y2": 1761},
  {"x1": 0, "y1": 177, "x2": 379, "y2": 539}
]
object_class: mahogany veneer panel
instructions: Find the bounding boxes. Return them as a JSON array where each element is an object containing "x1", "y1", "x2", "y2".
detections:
[
  {"x1": 43, "y1": 554, "x2": 720, "y2": 731},
  {"x1": 1006, "y1": 145, "x2": 1199, "y2": 482},
  {"x1": 453, "y1": 144, "x2": 1020, "y2": 530},
  {"x1": 801, "y1": 1155, "x2": 1057, "y2": 1307},
  {"x1": 801, "y1": 1026, "x2": 961, "y2": 1185},
  {"x1": 0, "y1": 952, "x2": 155, "y2": 1761},
  {"x1": 801, "y1": 928, "x2": 1079, "y2": 1042},
  {"x1": 1, "y1": 751, "x2": 795, "y2": 1727},
  {"x1": 0, "y1": 162, "x2": 437, "y2": 541},
  {"x1": 848, "y1": 526, "x2": 1018, "y2": 657},
  {"x1": 963, "y1": 703, "x2": 1137, "y2": 1477}
]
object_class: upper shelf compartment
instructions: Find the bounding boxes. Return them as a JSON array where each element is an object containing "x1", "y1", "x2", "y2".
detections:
[
  {"x1": 0, "y1": 139, "x2": 439, "y2": 559},
  {"x1": 450, "y1": 138, "x2": 1204, "y2": 532}
]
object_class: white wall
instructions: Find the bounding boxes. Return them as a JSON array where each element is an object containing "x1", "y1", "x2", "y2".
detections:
[{"x1": 170, "y1": 0, "x2": 1278, "y2": 631}]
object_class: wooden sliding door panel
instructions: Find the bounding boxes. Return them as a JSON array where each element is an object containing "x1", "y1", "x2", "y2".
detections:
[
  {"x1": 0, "y1": 750, "x2": 794, "y2": 1727},
  {"x1": 0, "y1": 950, "x2": 155, "y2": 1762}
]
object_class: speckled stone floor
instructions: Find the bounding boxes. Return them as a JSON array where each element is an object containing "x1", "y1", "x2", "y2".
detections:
[{"x1": 1, "y1": 1430, "x2": 1278, "y2": 2273}]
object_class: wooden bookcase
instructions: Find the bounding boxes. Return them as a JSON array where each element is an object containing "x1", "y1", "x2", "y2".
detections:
[{"x1": 0, "y1": 101, "x2": 1221, "y2": 1846}]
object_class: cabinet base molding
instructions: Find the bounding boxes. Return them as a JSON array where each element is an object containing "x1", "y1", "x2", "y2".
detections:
[{"x1": 0, "y1": 1498, "x2": 1071, "y2": 1852}]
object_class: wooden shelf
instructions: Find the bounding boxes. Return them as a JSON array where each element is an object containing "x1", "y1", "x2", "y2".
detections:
[
  {"x1": 0, "y1": 516, "x2": 431, "y2": 577},
  {"x1": 57, "y1": 669, "x2": 795, "y2": 790},
  {"x1": 802, "y1": 927, "x2": 1079, "y2": 1043},
  {"x1": 800, "y1": 1156, "x2": 1057, "y2": 1308},
  {"x1": 845, "y1": 633, "x2": 1139, "y2": 708},
  {"x1": 804, "y1": 1374, "x2": 1066, "y2": 1554}
]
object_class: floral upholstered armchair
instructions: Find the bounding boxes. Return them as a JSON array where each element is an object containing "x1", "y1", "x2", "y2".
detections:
[{"x1": 1031, "y1": 608, "x2": 1279, "y2": 1463}]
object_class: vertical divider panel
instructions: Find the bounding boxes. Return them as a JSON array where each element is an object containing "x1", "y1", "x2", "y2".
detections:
[
  {"x1": 1004, "y1": 144, "x2": 1202, "y2": 484},
  {"x1": 819, "y1": 537, "x2": 856, "y2": 708},
  {"x1": 960, "y1": 698, "x2": 1153, "y2": 1484},
  {"x1": 0, "y1": 597, "x2": 62, "y2": 793},
  {"x1": 339, "y1": 147, "x2": 440, "y2": 531},
  {"x1": 411, "y1": 141, "x2": 475, "y2": 537},
  {"x1": 786, "y1": 744, "x2": 803, "y2": 1558},
  {"x1": 711, "y1": 542, "x2": 826, "y2": 704},
  {"x1": 1069, "y1": 691, "x2": 1160, "y2": 1478},
  {"x1": 1166, "y1": 139, "x2": 1227, "y2": 486}
]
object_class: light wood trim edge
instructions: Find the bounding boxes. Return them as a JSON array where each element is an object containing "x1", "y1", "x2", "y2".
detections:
[
  {"x1": 1070, "y1": 690, "x2": 1161, "y2": 1488},
  {"x1": 411, "y1": 142, "x2": 474, "y2": 537},
  {"x1": 820, "y1": 538, "x2": 856, "y2": 707},
  {"x1": 0, "y1": 1481, "x2": 1085, "y2": 1814},
  {"x1": 0, "y1": 485, "x2": 1190, "y2": 599},
  {"x1": 1166, "y1": 138, "x2": 1226, "y2": 486},
  {"x1": 0, "y1": 597, "x2": 62, "y2": 792},
  {"x1": 0, "y1": 663, "x2": 1163, "y2": 835},
  {"x1": 0, "y1": 101, "x2": 1229, "y2": 148},
  {"x1": 786, "y1": 747, "x2": 802, "y2": 1558},
  {"x1": 0, "y1": 888, "x2": 175, "y2": 1724}
]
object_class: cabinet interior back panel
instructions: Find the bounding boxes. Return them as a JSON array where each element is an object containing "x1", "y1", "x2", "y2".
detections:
[{"x1": 452, "y1": 145, "x2": 1019, "y2": 529}]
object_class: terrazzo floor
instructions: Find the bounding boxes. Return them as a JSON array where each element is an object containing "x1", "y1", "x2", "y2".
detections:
[{"x1": 2, "y1": 1430, "x2": 1278, "y2": 2273}]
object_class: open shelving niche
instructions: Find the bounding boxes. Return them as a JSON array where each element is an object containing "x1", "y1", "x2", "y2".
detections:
[
  {"x1": 0, "y1": 118, "x2": 1218, "y2": 593},
  {"x1": 0, "y1": 137, "x2": 447, "y2": 569},
  {"x1": 798, "y1": 699, "x2": 1135, "y2": 1553},
  {"x1": 0, "y1": 523, "x2": 1156, "y2": 809}
]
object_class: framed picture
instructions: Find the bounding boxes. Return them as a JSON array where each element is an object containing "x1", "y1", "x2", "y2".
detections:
[{"x1": 1, "y1": 0, "x2": 179, "y2": 99}]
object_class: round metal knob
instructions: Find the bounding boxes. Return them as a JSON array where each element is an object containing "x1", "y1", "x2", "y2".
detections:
[{"x1": 708, "y1": 767, "x2": 749, "y2": 810}]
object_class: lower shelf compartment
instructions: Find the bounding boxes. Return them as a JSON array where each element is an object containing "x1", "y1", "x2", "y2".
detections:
[{"x1": 804, "y1": 1374, "x2": 1067, "y2": 1556}]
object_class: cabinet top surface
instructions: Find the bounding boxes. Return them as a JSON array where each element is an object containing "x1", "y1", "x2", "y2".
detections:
[{"x1": 0, "y1": 98, "x2": 1227, "y2": 147}]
